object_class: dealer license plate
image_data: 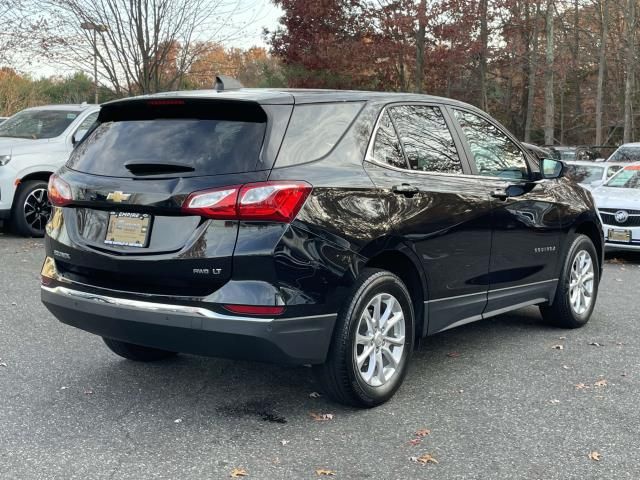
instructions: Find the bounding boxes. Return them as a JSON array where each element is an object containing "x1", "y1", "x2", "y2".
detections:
[
  {"x1": 104, "y1": 212, "x2": 152, "y2": 248},
  {"x1": 608, "y1": 228, "x2": 632, "y2": 243}
]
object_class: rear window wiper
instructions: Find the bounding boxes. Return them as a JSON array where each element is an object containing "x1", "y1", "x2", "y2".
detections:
[{"x1": 124, "y1": 162, "x2": 195, "y2": 175}]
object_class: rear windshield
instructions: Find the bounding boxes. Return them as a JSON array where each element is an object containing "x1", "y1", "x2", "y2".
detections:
[
  {"x1": 67, "y1": 101, "x2": 267, "y2": 177},
  {"x1": 0, "y1": 109, "x2": 80, "y2": 139}
]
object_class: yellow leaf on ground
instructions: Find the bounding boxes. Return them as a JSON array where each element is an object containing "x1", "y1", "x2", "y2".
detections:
[
  {"x1": 310, "y1": 412, "x2": 334, "y2": 421},
  {"x1": 415, "y1": 453, "x2": 439, "y2": 465},
  {"x1": 315, "y1": 468, "x2": 336, "y2": 476},
  {"x1": 415, "y1": 428, "x2": 431, "y2": 437},
  {"x1": 594, "y1": 379, "x2": 608, "y2": 388},
  {"x1": 588, "y1": 451, "x2": 602, "y2": 461},
  {"x1": 230, "y1": 467, "x2": 248, "y2": 478}
]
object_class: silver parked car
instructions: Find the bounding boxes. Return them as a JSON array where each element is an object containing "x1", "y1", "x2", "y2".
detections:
[
  {"x1": 607, "y1": 143, "x2": 640, "y2": 163},
  {"x1": 564, "y1": 160, "x2": 623, "y2": 187},
  {"x1": 591, "y1": 163, "x2": 640, "y2": 251},
  {"x1": 0, "y1": 117, "x2": 8, "y2": 124}
]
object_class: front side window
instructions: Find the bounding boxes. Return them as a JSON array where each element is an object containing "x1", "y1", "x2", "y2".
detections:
[
  {"x1": 453, "y1": 109, "x2": 529, "y2": 180},
  {"x1": 371, "y1": 110, "x2": 407, "y2": 169},
  {"x1": 0, "y1": 109, "x2": 81, "y2": 139},
  {"x1": 388, "y1": 105, "x2": 462, "y2": 174}
]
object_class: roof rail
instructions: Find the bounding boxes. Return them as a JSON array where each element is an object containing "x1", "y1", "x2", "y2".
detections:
[{"x1": 214, "y1": 75, "x2": 244, "y2": 92}]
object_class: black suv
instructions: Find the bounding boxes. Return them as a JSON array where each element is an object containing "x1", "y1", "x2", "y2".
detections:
[{"x1": 41, "y1": 89, "x2": 603, "y2": 407}]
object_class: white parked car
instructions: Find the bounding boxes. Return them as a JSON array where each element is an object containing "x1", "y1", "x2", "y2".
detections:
[
  {"x1": 564, "y1": 160, "x2": 624, "y2": 187},
  {"x1": 607, "y1": 143, "x2": 640, "y2": 163},
  {"x1": 0, "y1": 104, "x2": 99, "y2": 236},
  {"x1": 591, "y1": 163, "x2": 640, "y2": 251},
  {"x1": 0, "y1": 117, "x2": 8, "y2": 124}
]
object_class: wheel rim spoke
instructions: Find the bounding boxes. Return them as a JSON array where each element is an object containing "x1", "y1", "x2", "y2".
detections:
[
  {"x1": 568, "y1": 249, "x2": 595, "y2": 316},
  {"x1": 353, "y1": 292, "x2": 405, "y2": 387}
]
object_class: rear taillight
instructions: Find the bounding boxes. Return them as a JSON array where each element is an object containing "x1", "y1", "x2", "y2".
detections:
[
  {"x1": 48, "y1": 174, "x2": 73, "y2": 206},
  {"x1": 182, "y1": 181, "x2": 312, "y2": 222},
  {"x1": 223, "y1": 304, "x2": 285, "y2": 316}
]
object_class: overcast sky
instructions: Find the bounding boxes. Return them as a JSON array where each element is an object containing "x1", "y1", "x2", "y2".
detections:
[{"x1": 22, "y1": 0, "x2": 282, "y2": 78}]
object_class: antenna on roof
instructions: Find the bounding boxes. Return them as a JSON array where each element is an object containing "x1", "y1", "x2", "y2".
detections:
[{"x1": 214, "y1": 75, "x2": 244, "y2": 92}]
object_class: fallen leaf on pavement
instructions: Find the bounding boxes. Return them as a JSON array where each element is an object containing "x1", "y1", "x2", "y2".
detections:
[
  {"x1": 411, "y1": 453, "x2": 439, "y2": 465},
  {"x1": 594, "y1": 379, "x2": 607, "y2": 388},
  {"x1": 562, "y1": 365, "x2": 571, "y2": 370},
  {"x1": 549, "y1": 399, "x2": 560, "y2": 404},
  {"x1": 309, "y1": 392, "x2": 322, "y2": 398},
  {"x1": 589, "y1": 342, "x2": 603, "y2": 347},
  {"x1": 280, "y1": 439, "x2": 290, "y2": 446},
  {"x1": 588, "y1": 451, "x2": 602, "y2": 461},
  {"x1": 83, "y1": 389, "x2": 94, "y2": 395},
  {"x1": 415, "y1": 428, "x2": 431, "y2": 437},
  {"x1": 310, "y1": 413, "x2": 334, "y2": 421},
  {"x1": 0, "y1": 362, "x2": 7, "y2": 367},
  {"x1": 174, "y1": 418, "x2": 183, "y2": 423},
  {"x1": 230, "y1": 467, "x2": 248, "y2": 477},
  {"x1": 315, "y1": 469, "x2": 336, "y2": 476},
  {"x1": 552, "y1": 344, "x2": 564, "y2": 350},
  {"x1": 446, "y1": 352, "x2": 461, "y2": 358},
  {"x1": 575, "y1": 383, "x2": 590, "y2": 390},
  {"x1": 407, "y1": 438, "x2": 422, "y2": 446}
]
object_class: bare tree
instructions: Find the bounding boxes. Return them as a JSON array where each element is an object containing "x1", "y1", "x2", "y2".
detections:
[
  {"x1": 478, "y1": 0, "x2": 488, "y2": 110},
  {"x1": 544, "y1": 0, "x2": 554, "y2": 145},
  {"x1": 594, "y1": 0, "x2": 608, "y2": 145},
  {"x1": 623, "y1": 0, "x2": 636, "y2": 143},
  {"x1": 524, "y1": 0, "x2": 542, "y2": 143},
  {"x1": 39, "y1": 0, "x2": 262, "y2": 96},
  {"x1": 415, "y1": 0, "x2": 427, "y2": 93}
]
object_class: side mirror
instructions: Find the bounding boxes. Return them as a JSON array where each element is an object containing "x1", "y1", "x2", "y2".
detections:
[
  {"x1": 72, "y1": 129, "x2": 88, "y2": 146},
  {"x1": 541, "y1": 158, "x2": 564, "y2": 179}
]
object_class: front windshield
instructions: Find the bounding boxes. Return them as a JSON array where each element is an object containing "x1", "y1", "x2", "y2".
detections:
[
  {"x1": 604, "y1": 167, "x2": 640, "y2": 189},
  {"x1": 608, "y1": 146, "x2": 640, "y2": 163},
  {"x1": 0, "y1": 110, "x2": 80, "y2": 139},
  {"x1": 564, "y1": 164, "x2": 604, "y2": 184}
]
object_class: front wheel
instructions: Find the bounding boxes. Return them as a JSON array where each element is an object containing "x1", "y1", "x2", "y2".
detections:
[
  {"x1": 103, "y1": 338, "x2": 178, "y2": 362},
  {"x1": 540, "y1": 234, "x2": 599, "y2": 328},
  {"x1": 12, "y1": 180, "x2": 51, "y2": 237},
  {"x1": 314, "y1": 268, "x2": 414, "y2": 407}
]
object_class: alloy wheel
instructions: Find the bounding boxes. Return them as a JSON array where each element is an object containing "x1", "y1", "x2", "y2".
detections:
[
  {"x1": 569, "y1": 250, "x2": 595, "y2": 315},
  {"x1": 353, "y1": 293, "x2": 406, "y2": 387},
  {"x1": 23, "y1": 188, "x2": 51, "y2": 235}
]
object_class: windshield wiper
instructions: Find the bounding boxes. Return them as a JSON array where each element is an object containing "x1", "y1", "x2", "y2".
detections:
[{"x1": 124, "y1": 162, "x2": 195, "y2": 176}]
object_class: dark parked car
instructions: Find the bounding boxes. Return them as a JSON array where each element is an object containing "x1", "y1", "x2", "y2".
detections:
[{"x1": 41, "y1": 89, "x2": 603, "y2": 407}]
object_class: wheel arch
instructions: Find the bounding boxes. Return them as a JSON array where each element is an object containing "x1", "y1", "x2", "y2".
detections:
[
  {"x1": 572, "y1": 218, "x2": 604, "y2": 274},
  {"x1": 361, "y1": 245, "x2": 429, "y2": 340}
]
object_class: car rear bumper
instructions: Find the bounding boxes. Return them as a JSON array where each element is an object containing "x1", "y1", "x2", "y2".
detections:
[{"x1": 41, "y1": 285, "x2": 336, "y2": 365}]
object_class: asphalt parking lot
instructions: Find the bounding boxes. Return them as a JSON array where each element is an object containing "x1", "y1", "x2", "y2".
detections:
[{"x1": 1, "y1": 231, "x2": 640, "y2": 480}]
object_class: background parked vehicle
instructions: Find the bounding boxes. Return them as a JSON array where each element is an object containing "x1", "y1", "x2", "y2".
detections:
[
  {"x1": 0, "y1": 104, "x2": 99, "y2": 237},
  {"x1": 41, "y1": 89, "x2": 602, "y2": 407},
  {"x1": 591, "y1": 163, "x2": 640, "y2": 251},
  {"x1": 550, "y1": 145, "x2": 601, "y2": 162},
  {"x1": 521, "y1": 142, "x2": 557, "y2": 163},
  {"x1": 607, "y1": 143, "x2": 640, "y2": 163},
  {"x1": 564, "y1": 160, "x2": 623, "y2": 187}
]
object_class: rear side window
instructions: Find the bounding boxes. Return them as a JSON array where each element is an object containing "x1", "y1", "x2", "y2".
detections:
[
  {"x1": 453, "y1": 109, "x2": 528, "y2": 180},
  {"x1": 67, "y1": 102, "x2": 267, "y2": 177},
  {"x1": 275, "y1": 102, "x2": 363, "y2": 167},
  {"x1": 389, "y1": 105, "x2": 462, "y2": 174},
  {"x1": 372, "y1": 111, "x2": 407, "y2": 169}
]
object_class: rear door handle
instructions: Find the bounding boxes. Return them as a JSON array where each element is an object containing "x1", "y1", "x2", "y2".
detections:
[
  {"x1": 392, "y1": 184, "x2": 419, "y2": 197},
  {"x1": 490, "y1": 188, "x2": 508, "y2": 200}
]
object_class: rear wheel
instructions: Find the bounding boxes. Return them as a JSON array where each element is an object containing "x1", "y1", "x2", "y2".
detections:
[
  {"x1": 540, "y1": 234, "x2": 599, "y2": 328},
  {"x1": 12, "y1": 180, "x2": 51, "y2": 237},
  {"x1": 315, "y1": 268, "x2": 414, "y2": 407},
  {"x1": 102, "y1": 338, "x2": 178, "y2": 362}
]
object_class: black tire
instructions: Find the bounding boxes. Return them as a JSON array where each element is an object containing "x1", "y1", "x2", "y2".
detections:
[
  {"x1": 12, "y1": 180, "x2": 51, "y2": 237},
  {"x1": 102, "y1": 337, "x2": 178, "y2": 362},
  {"x1": 540, "y1": 234, "x2": 599, "y2": 328},
  {"x1": 314, "y1": 268, "x2": 415, "y2": 408}
]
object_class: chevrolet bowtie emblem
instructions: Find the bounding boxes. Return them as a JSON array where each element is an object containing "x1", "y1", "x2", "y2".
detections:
[{"x1": 106, "y1": 191, "x2": 131, "y2": 203}]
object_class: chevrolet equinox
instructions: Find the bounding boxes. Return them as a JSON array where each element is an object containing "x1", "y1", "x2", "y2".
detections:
[{"x1": 41, "y1": 89, "x2": 603, "y2": 407}]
